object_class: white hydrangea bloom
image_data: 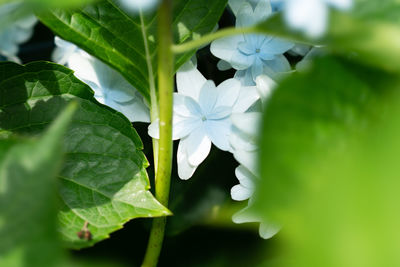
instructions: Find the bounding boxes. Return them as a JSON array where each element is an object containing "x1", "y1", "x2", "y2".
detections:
[
  {"x1": 229, "y1": 112, "x2": 280, "y2": 239},
  {"x1": 0, "y1": 3, "x2": 37, "y2": 62},
  {"x1": 211, "y1": 0, "x2": 293, "y2": 85},
  {"x1": 53, "y1": 37, "x2": 150, "y2": 123},
  {"x1": 284, "y1": 0, "x2": 353, "y2": 38},
  {"x1": 148, "y1": 61, "x2": 259, "y2": 180}
]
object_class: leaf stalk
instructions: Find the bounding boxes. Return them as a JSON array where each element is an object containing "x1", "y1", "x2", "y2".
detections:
[{"x1": 142, "y1": 0, "x2": 174, "y2": 266}]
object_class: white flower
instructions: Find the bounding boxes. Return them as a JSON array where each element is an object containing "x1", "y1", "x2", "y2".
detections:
[
  {"x1": 229, "y1": 112, "x2": 280, "y2": 239},
  {"x1": 232, "y1": 202, "x2": 281, "y2": 239},
  {"x1": 0, "y1": 3, "x2": 37, "y2": 62},
  {"x1": 52, "y1": 37, "x2": 81, "y2": 66},
  {"x1": 231, "y1": 165, "x2": 256, "y2": 201},
  {"x1": 255, "y1": 74, "x2": 276, "y2": 105},
  {"x1": 284, "y1": 0, "x2": 353, "y2": 38},
  {"x1": 119, "y1": 0, "x2": 159, "y2": 12},
  {"x1": 211, "y1": 0, "x2": 293, "y2": 85},
  {"x1": 148, "y1": 61, "x2": 259, "y2": 180},
  {"x1": 53, "y1": 37, "x2": 150, "y2": 123},
  {"x1": 230, "y1": 112, "x2": 261, "y2": 175}
]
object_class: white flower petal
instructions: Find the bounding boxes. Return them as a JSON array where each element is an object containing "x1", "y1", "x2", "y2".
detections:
[
  {"x1": 149, "y1": 115, "x2": 199, "y2": 140},
  {"x1": 228, "y1": 0, "x2": 245, "y2": 16},
  {"x1": 230, "y1": 49, "x2": 255, "y2": 70},
  {"x1": 173, "y1": 93, "x2": 203, "y2": 118},
  {"x1": 231, "y1": 112, "x2": 261, "y2": 137},
  {"x1": 68, "y1": 53, "x2": 101, "y2": 88},
  {"x1": 231, "y1": 184, "x2": 253, "y2": 201},
  {"x1": 256, "y1": 74, "x2": 276, "y2": 102},
  {"x1": 251, "y1": 60, "x2": 264, "y2": 81},
  {"x1": 230, "y1": 127, "x2": 258, "y2": 152},
  {"x1": 264, "y1": 54, "x2": 291, "y2": 73},
  {"x1": 205, "y1": 118, "x2": 232, "y2": 151},
  {"x1": 108, "y1": 88, "x2": 135, "y2": 103},
  {"x1": 115, "y1": 98, "x2": 150, "y2": 123},
  {"x1": 119, "y1": 0, "x2": 159, "y2": 12},
  {"x1": 234, "y1": 69, "x2": 256, "y2": 86},
  {"x1": 254, "y1": 0, "x2": 272, "y2": 22},
  {"x1": 233, "y1": 149, "x2": 258, "y2": 176},
  {"x1": 177, "y1": 138, "x2": 198, "y2": 180},
  {"x1": 232, "y1": 205, "x2": 260, "y2": 224},
  {"x1": 199, "y1": 80, "x2": 218, "y2": 115},
  {"x1": 232, "y1": 85, "x2": 260, "y2": 113},
  {"x1": 210, "y1": 35, "x2": 243, "y2": 64},
  {"x1": 215, "y1": 78, "x2": 241, "y2": 109},
  {"x1": 185, "y1": 126, "x2": 212, "y2": 166},
  {"x1": 236, "y1": 2, "x2": 257, "y2": 27},
  {"x1": 206, "y1": 106, "x2": 231, "y2": 120},
  {"x1": 173, "y1": 115, "x2": 201, "y2": 140},
  {"x1": 148, "y1": 119, "x2": 160, "y2": 139},
  {"x1": 176, "y1": 60, "x2": 206, "y2": 101},
  {"x1": 232, "y1": 206, "x2": 280, "y2": 239},
  {"x1": 235, "y1": 165, "x2": 256, "y2": 188},
  {"x1": 285, "y1": 0, "x2": 328, "y2": 38},
  {"x1": 259, "y1": 222, "x2": 281, "y2": 239},
  {"x1": 217, "y1": 60, "x2": 232, "y2": 71},
  {"x1": 261, "y1": 38, "x2": 294, "y2": 55}
]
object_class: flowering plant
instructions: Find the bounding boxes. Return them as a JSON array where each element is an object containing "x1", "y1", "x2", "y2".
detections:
[{"x1": 1, "y1": 0, "x2": 400, "y2": 266}]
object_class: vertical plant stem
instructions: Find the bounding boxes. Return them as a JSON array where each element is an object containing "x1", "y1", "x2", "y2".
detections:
[
  {"x1": 140, "y1": 11, "x2": 160, "y2": 172},
  {"x1": 142, "y1": 0, "x2": 174, "y2": 266}
]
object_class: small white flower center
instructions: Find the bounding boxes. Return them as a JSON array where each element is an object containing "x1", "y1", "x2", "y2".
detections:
[
  {"x1": 255, "y1": 48, "x2": 260, "y2": 53},
  {"x1": 201, "y1": 116, "x2": 207, "y2": 121}
]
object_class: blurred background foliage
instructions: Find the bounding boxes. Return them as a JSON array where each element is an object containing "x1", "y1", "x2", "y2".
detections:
[{"x1": 254, "y1": 56, "x2": 400, "y2": 266}]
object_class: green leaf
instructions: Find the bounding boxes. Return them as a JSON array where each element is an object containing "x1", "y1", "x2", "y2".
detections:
[
  {"x1": 36, "y1": 0, "x2": 227, "y2": 102},
  {"x1": 253, "y1": 56, "x2": 400, "y2": 221},
  {"x1": 0, "y1": 0, "x2": 96, "y2": 8},
  {"x1": 0, "y1": 61, "x2": 170, "y2": 249},
  {"x1": 0, "y1": 103, "x2": 76, "y2": 267},
  {"x1": 254, "y1": 62, "x2": 400, "y2": 267}
]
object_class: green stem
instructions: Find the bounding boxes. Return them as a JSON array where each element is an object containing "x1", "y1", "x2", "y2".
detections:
[
  {"x1": 142, "y1": 0, "x2": 174, "y2": 266},
  {"x1": 171, "y1": 26, "x2": 256, "y2": 54},
  {"x1": 140, "y1": 10, "x2": 159, "y2": 171},
  {"x1": 171, "y1": 14, "x2": 316, "y2": 55}
]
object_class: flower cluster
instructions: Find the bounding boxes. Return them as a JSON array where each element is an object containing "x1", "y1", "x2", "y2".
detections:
[
  {"x1": 149, "y1": 60, "x2": 260, "y2": 179},
  {"x1": 230, "y1": 111, "x2": 280, "y2": 239},
  {"x1": 211, "y1": 0, "x2": 294, "y2": 85}
]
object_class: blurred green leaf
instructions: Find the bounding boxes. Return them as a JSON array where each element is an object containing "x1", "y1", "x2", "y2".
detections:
[
  {"x1": 0, "y1": 103, "x2": 76, "y2": 267},
  {"x1": 254, "y1": 56, "x2": 400, "y2": 266},
  {"x1": 37, "y1": 0, "x2": 227, "y2": 102},
  {"x1": 272, "y1": 110, "x2": 400, "y2": 267},
  {"x1": 0, "y1": 0, "x2": 95, "y2": 8},
  {"x1": 253, "y1": 55, "x2": 400, "y2": 221},
  {"x1": 0, "y1": 61, "x2": 170, "y2": 249}
]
